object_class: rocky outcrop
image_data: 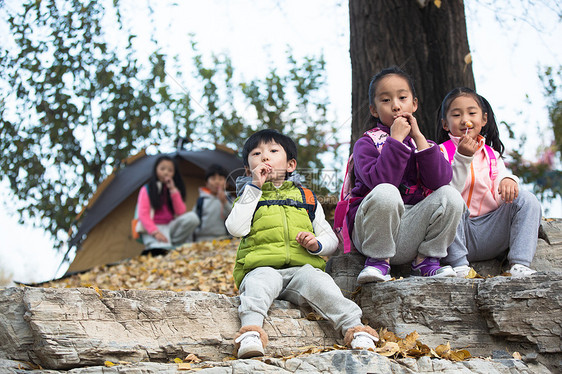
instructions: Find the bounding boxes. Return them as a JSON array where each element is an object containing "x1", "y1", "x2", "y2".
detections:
[
  {"x1": 0, "y1": 219, "x2": 560, "y2": 373},
  {"x1": 0, "y1": 286, "x2": 557, "y2": 373}
]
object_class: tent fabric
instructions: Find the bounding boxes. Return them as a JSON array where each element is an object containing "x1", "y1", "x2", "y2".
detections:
[{"x1": 65, "y1": 148, "x2": 244, "y2": 275}]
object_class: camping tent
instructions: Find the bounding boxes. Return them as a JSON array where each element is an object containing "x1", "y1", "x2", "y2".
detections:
[{"x1": 64, "y1": 146, "x2": 244, "y2": 275}]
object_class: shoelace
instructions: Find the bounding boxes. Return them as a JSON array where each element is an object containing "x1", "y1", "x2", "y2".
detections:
[{"x1": 235, "y1": 331, "x2": 260, "y2": 344}]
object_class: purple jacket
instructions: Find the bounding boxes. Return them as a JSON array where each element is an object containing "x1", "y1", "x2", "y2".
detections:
[{"x1": 347, "y1": 123, "x2": 453, "y2": 234}]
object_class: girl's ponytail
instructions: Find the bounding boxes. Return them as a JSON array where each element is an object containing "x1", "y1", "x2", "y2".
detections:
[{"x1": 478, "y1": 95, "x2": 505, "y2": 157}]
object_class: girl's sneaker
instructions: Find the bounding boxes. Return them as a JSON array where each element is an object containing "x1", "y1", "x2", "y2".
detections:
[
  {"x1": 509, "y1": 264, "x2": 537, "y2": 277},
  {"x1": 452, "y1": 265, "x2": 471, "y2": 278},
  {"x1": 357, "y1": 258, "x2": 391, "y2": 283},
  {"x1": 411, "y1": 257, "x2": 456, "y2": 278}
]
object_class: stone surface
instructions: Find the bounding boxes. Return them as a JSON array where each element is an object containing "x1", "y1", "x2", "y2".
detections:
[
  {"x1": 0, "y1": 349, "x2": 553, "y2": 373},
  {"x1": 0, "y1": 219, "x2": 560, "y2": 373},
  {"x1": 328, "y1": 218, "x2": 562, "y2": 371},
  {"x1": 0, "y1": 287, "x2": 338, "y2": 370}
]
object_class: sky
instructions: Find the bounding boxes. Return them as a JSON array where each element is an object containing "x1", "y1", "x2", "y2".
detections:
[{"x1": 0, "y1": 0, "x2": 561, "y2": 284}]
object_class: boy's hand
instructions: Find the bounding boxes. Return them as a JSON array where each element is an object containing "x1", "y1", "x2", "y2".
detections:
[
  {"x1": 251, "y1": 162, "x2": 272, "y2": 188},
  {"x1": 498, "y1": 178, "x2": 518, "y2": 203},
  {"x1": 217, "y1": 180, "x2": 228, "y2": 203},
  {"x1": 296, "y1": 231, "x2": 319, "y2": 252},
  {"x1": 457, "y1": 135, "x2": 478, "y2": 157}
]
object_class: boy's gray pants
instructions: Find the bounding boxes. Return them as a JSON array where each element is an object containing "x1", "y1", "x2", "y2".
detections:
[
  {"x1": 443, "y1": 190, "x2": 542, "y2": 267},
  {"x1": 352, "y1": 183, "x2": 465, "y2": 265},
  {"x1": 141, "y1": 211, "x2": 200, "y2": 249},
  {"x1": 238, "y1": 264, "x2": 363, "y2": 335}
]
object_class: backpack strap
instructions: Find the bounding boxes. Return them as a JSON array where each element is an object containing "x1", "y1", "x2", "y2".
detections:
[
  {"x1": 441, "y1": 140, "x2": 498, "y2": 181},
  {"x1": 255, "y1": 186, "x2": 317, "y2": 223},
  {"x1": 131, "y1": 184, "x2": 150, "y2": 242},
  {"x1": 195, "y1": 196, "x2": 206, "y2": 227},
  {"x1": 441, "y1": 140, "x2": 456, "y2": 164},
  {"x1": 484, "y1": 145, "x2": 498, "y2": 181},
  {"x1": 364, "y1": 127, "x2": 389, "y2": 153}
]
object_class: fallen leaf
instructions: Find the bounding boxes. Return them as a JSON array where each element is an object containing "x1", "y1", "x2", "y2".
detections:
[
  {"x1": 466, "y1": 268, "x2": 483, "y2": 279},
  {"x1": 104, "y1": 361, "x2": 116, "y2": 367},
  {"x1": 377, "y1": 342, "x2": 400, "y2": 357},
  {"x1": 513, "y1": 351, "x2": 522, "y2": 360},
  {"x1": 177, "y1": 362, "x2": 192, "y2": 370},
  {"x1": 92, "y1": 286, "x2": 103, "y2": 298},
  {"x1": 306, "y1": 312, "x2": 324, "y2": 321},
  {"x1": 184, "y1": 353, "x2": 201, "y2": 363},
  {"x1": 435, "y1": 342, "x2": 451, "y2": 357},
  {"x1": 399, "y1": 331, "x2": 419, "y2": 351},
  {"x1": 434, "y1": 0, "x2": 442, "y2": 8}
]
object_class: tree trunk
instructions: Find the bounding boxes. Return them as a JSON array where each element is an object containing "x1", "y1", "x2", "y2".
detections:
[{"x1": 349, "y1": 0, "x2": 475, "y2": 145}]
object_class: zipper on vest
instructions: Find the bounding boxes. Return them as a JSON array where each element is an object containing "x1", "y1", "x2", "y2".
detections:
[{"x1": 282, "y1": 206, "x2": 291, "y2": 265}]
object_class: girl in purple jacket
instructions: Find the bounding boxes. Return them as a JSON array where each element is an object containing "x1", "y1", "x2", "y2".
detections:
[{"x1": 349, "y1": 67, "x2": 465, "y2": 283}]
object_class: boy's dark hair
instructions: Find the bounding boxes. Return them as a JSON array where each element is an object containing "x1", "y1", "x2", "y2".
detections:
[
  {"x1": 205, "y1": 164, "x2": 228, "y2": 181},
  {"x1": 368, "y1": 66, "x2": 417, "y2": 106},
  {"x1": 147, "y1": 155, "x2": 186, "y2": 211},
  {"x1": 241, "y1": 129, "x2": 298, "y2": 167},
  {"x1": 436, "y1": 87, "x2": 505, "y2": 157}
]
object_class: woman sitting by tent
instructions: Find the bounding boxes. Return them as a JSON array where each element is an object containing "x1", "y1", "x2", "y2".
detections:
[{"x1": 135, "y1": 155, "x2": 200, "y2": 252}]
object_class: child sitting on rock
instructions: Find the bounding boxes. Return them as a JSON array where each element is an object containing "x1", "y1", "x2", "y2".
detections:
[
  {"x1": 192, "y1": 164, "x2": 233, "y2": 242},
  {"x1": 436, "y1": 87, "x2": 542, "y2": 277},
  {"x1": 226, "y1": 129, "x2": 379, "y2": 359},
  {"x1": 349, "y1": 66, "x2": 464, "y2": 283}
]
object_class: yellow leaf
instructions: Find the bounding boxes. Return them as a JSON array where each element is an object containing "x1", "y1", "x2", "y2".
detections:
[
  {"x1": 435, "y1": 342, "x2": 451, "y2": 357},
  {"x1": 92, "y1": 286, "x2": 103, "y2": 298},
  {"x1": 377, "y1": 342, "x2": 400, "y2": 357},
  {"x1": 306, "y1": 312, "x2": 324, "y2": 321},
  {"x1": 184, "y1": 353, "x2": 201, "y2": 363},
  {"x1": 513, "y1": 351, "x2": 522, "y2": 360},
  {"x1": 177, "y1": 362, "x2": 192, "y2": 370},
  {"x1": 434, "y1": 0, "x2": 442, "y2": 8},
  {"x1": 464, "y1": 53, "x2": 472, "y2": 65},
  {"x1": 381, "y1": 329, "x2": 399, "y2": 343},
  {"x1": 104, "y1": 361, "x2": 116, "y2": 367},
  {"x1": 399, "y1": 331, "x2": 419, "y2": 350},
  {"x1": 449, "y1": 349, "x2": 471, "y2": 361},
  {"x1": 467, "y1": 268, "x2": 484, "y2": 279},
  {"x1": 174, "y1": 357, "x2": 183, "y2": 363}
]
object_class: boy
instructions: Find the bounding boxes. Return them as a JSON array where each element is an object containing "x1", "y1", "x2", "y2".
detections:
[
  {"x1": 192, "y1": 164, "x2": 232, "y2": 242},
  {"x1": 226, "y1": 129, "x2": 379, "y2": 359}
]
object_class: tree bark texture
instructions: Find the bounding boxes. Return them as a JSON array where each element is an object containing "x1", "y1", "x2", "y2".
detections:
[{"x1": 349, "y1": 0, "x2": 475, "y2": 145}]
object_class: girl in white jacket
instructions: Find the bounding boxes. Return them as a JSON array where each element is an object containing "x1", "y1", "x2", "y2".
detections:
[{"x1": 436, "y1": 87, "x2": 542, "y2": 277}]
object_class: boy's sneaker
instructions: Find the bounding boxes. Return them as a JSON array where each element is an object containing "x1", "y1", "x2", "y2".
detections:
[
  {"x1": 509, "y1": 264, "x2": 536, "y2": 277},
  {"x1": 411, "y1": 257, "x2": 456, "y2": 278},
  {"x1": 235, "y1": 331, "x2": 264, "y2": 359},
  {"x1": 453, "y1": 265, "x2": 471, "y2": 278},
  {"x1": 357, "y1": 258, "x2": 391, "y2": 283},
  {"x1": 350, "y1": 331, "x2": 378, "y2": 350}
]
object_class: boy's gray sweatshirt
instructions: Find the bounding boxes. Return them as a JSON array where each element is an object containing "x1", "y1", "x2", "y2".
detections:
[{"x1": 192, "y1": 188, "x2": 233, "y2": 242}]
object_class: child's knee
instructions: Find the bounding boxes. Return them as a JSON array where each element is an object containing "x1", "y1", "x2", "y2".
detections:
[
  {"x1": 363, "y1": 183, "x2": 402, "y2": 211},
  {"x1": 515, "y1": 190, "x2": 542, "y2": 215},
  {"x1": 435, "y1": 185, "x2": 465, "y2": 212}
]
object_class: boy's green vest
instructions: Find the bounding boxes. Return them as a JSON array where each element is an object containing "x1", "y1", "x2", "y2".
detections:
[{"x1": 233, "y1": 181, "x2": 326, "y2": 288}]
